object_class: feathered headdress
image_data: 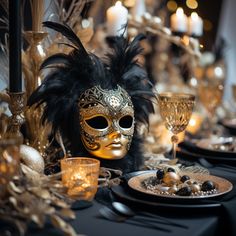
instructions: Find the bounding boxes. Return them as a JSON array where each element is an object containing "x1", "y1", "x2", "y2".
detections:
[{"x1": 28, "y1": 21, "x2": 155, "y2": 173}]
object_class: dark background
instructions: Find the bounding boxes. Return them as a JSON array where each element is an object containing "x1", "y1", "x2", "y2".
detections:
[{"x1": 172, "y1": 0, "x2": 223, "y2": 50}]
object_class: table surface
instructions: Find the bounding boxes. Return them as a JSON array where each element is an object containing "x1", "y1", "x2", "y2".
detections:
[
  {"x1": 25, "y1": 164, "x2": 236, "y2": 236},
  {"x1": 28, "y1": 200, "x2": 219, "y2": 236}
]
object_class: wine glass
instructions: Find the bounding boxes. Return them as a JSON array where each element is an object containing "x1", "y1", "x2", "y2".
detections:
[
  {"x1": 158, "y1": 93, "x2": 195, "y2": 160},
  {"x1": 198, "y1": 79, "x2": 224, "y2": 136}
]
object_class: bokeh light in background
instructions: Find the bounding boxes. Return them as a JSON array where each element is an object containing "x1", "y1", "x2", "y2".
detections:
[
  {"x1": 167, "y1": 0, "x2": 223, "y2": 50},
  {"x1": 123, "y1": 0, "x2": 135, "y2": 8},
  {"x1": 186, "y1": 0, "x2": 198, "y2": 9},
  {"x1": 167, "y1": 0, "x2": 178, "y2": 12},
  {"x1": 203, "y1": 19, "x2": 213, "y2": 31}
]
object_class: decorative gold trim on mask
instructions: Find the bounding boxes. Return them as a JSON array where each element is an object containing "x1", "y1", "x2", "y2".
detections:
[
  {"x1": 79, "y1": 85, "x2": 133, "y2": 112},
  {"x1": 78, "y1": 85, "x2": 135, "y2": 159}
]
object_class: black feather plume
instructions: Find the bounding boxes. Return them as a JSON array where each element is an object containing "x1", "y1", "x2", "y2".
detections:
[
  {"x1": 28, "y1": 22, "x2": 155, "y2": 173},
  {"x1": 43, "y1": 21, "x2": 88, "y2": 56}
]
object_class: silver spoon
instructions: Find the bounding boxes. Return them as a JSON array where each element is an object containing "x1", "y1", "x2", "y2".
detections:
[
  {"x1": 112, "y1": 201, "x2": 188, "y2": 229},
  {"x1": 99, "y1": 206, "x2": 171, "y2": 232}
]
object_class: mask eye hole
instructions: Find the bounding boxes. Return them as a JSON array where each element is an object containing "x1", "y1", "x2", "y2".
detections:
[
  {"x1": 119, "y1": 115, "x2": 133, "y2": 129},
  {"x1": 85, "y1": 116, "x2": 108, "y2": 129}
]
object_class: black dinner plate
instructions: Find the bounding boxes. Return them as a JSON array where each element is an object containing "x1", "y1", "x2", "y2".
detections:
[
  {"x1": 178, "y1": 141, "x2": 236, "y2": 163},
  {"x1": 111, "y1": 185, "x2": 222, "y2": 210},
  {"x1": 220, "y1": 118, "x2": 236, "y2": 135},
  {"x1": 111, "y1": 171, "x2": 222, "y2": 210}
]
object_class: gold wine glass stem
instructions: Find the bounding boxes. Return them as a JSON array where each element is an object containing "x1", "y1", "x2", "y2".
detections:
[{"x1": 171, "y1": 134, "x2": 179, "y2": 160}]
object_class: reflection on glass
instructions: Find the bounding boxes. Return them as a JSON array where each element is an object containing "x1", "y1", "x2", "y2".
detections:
[{"x1": 198, "y1": 79, "x2": 224, "y2": 136}]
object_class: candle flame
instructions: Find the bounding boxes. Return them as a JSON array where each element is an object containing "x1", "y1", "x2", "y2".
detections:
[
  {"x1": 115, "y1": 1, "x2": 122, "y2": 7},
  {"x1": 191, "y1": 12, "x2": 198, "y2": 20},
  {"x1": 189, "y1": 118, "x2": 196, "y2": 126},
  {"x1": 176, "y1": 7, "x2": 184, "y2": 16}
]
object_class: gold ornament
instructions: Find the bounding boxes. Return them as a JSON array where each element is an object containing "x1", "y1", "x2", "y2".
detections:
[
  {"x1": 163, "y1": 172, "x2": 180, "y2": 186},
  {"x1": 191, "y1": 183, "x2": 201, "y2": 193},
  {"x1": 20, "y1": 144, "x2": 45, "y2": 173}
]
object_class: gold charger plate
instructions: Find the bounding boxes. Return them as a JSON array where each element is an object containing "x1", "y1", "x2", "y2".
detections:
[{"x1": 128, "y1": 172, "x2": 233, "y2": 199}]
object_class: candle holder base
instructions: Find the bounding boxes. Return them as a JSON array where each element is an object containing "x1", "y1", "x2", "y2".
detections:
[{"x1": 6, "y1": 92, "x2": 25, "y2": 143}]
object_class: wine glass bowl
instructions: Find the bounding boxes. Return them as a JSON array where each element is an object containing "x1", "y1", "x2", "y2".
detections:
[
  {"x1": 158, "y1": 93, "x2": 195, "y2": 159},
  {"x1": 198, "y1": 80, "x2": 224, "y2": 116}
]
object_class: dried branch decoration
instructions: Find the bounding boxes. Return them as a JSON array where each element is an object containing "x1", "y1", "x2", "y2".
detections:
[
  {"x1": 128, "y1": 13, "x2": 201, "y2": 60},
  {"x1": 53, "y1": 0, "x2": 93, "y2": 28},
  {"x1": 0, "y1": 0, "x2": 8, "y2": 29},
  {"x1": 0, "y1": 164, "x2": 77, "y2": 236}
]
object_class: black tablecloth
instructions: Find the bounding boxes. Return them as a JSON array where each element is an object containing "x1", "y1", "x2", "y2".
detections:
[
  {"x1": 24, "y1": 164, "x2": 236, "y2": 236},
  {"x1": 27, "y1": 200, "x2": 219, "y2": 236}
]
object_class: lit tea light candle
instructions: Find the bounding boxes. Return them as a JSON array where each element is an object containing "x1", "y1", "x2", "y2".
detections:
[
  {"x1": 170, "y1": 8, "x2": 188, "y2": 33},
  {"x1": 188, "y1": 12, "x2": 203, "y2": 37},
  {"x1": 186, "y1": 113, "x2": 203, "y2": 134},
  {"x1": 106, "y1": 1, "x2": 128, "y2": 36},
  {"x1": 61, "y1": 157, "x2": 100, "y2": 201}
]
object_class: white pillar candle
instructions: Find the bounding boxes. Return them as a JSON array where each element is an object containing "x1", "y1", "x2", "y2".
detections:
[
  {"x1": 131, "y1": 0, "x2": 146, "y2": 20},
  {"x1": 106, "y1": 1, "x2": 128, "y2": 36},
  {"x1": 170, "y1": 8, "x2": 188, "y2": 33},
  {"x1": 188, "y1": 12, "x2": 203, "y2": 37}
]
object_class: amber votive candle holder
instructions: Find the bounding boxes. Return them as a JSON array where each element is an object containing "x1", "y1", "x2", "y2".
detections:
[{"x1": 61, "y1": 157, "x2": 100, "y2": 201}]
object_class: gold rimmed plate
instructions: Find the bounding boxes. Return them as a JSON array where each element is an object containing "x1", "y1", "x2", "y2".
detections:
[
  {"x1": 196, "y1": 137, "x2": 236, "y2": 156},
  {"x1": 179, "y1": 140, "x2": 236, "y2": 162},
  {"x1": 221, "y1": 118, "x2": 236, "y2": 129},
  {"x1": 127, "y1": 172, "x2": 233, "y2": 200},
  {"x1": 112, "y1": 171, "x2": 227, "y2": 210}
]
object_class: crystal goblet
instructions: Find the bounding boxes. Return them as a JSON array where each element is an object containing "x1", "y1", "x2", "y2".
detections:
[
  {"x1": 198, "y1": 79, "x2": 224, "y2": 136},
  {"x1": 158, "y1": 93, "x2": 195, "y2": 160}
]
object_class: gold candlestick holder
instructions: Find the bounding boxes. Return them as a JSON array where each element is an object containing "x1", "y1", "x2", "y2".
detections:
[
  {"x1": 23, "y1": 31, "x2": 48, "y2": 99},
  {"x1": 6, "y1": 92, "x2": 25, "y2": 143}
]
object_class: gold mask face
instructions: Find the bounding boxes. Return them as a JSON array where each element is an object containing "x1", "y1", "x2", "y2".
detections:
[{"x1": 79, "y1": 85, "x2": 134, "y2": 160}]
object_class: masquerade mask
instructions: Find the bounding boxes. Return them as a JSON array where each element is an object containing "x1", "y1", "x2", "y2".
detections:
[
  {"x1": 28, "y1": 22, "x2": 155, "y2": 172},
  {"x1": 79, "y1": 85, "x2": 134, "y2": 159}
]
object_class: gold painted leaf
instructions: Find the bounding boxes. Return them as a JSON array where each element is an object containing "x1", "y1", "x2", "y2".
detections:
[
  {"x1": 30, "y1": 187, "x2": 51, "y2": 199},
  {"x1": 51, "y1": 197, "x2": 70, "y2": 208},
  {"x1": 31, "y1": 214, "x2": 45, "y2": 228},
  {"x1": 9, "y1": 196, "x2": 18, "y2": 207},
  {"x1": 59, "y1": 208, "x2": 76, "y2": 219},
  {"x1": 9, "y1": 182, "x2": 24, "y2": 193},
  {"x1": 51, "y1": 214, "x2": 77, "y2": 236}
]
